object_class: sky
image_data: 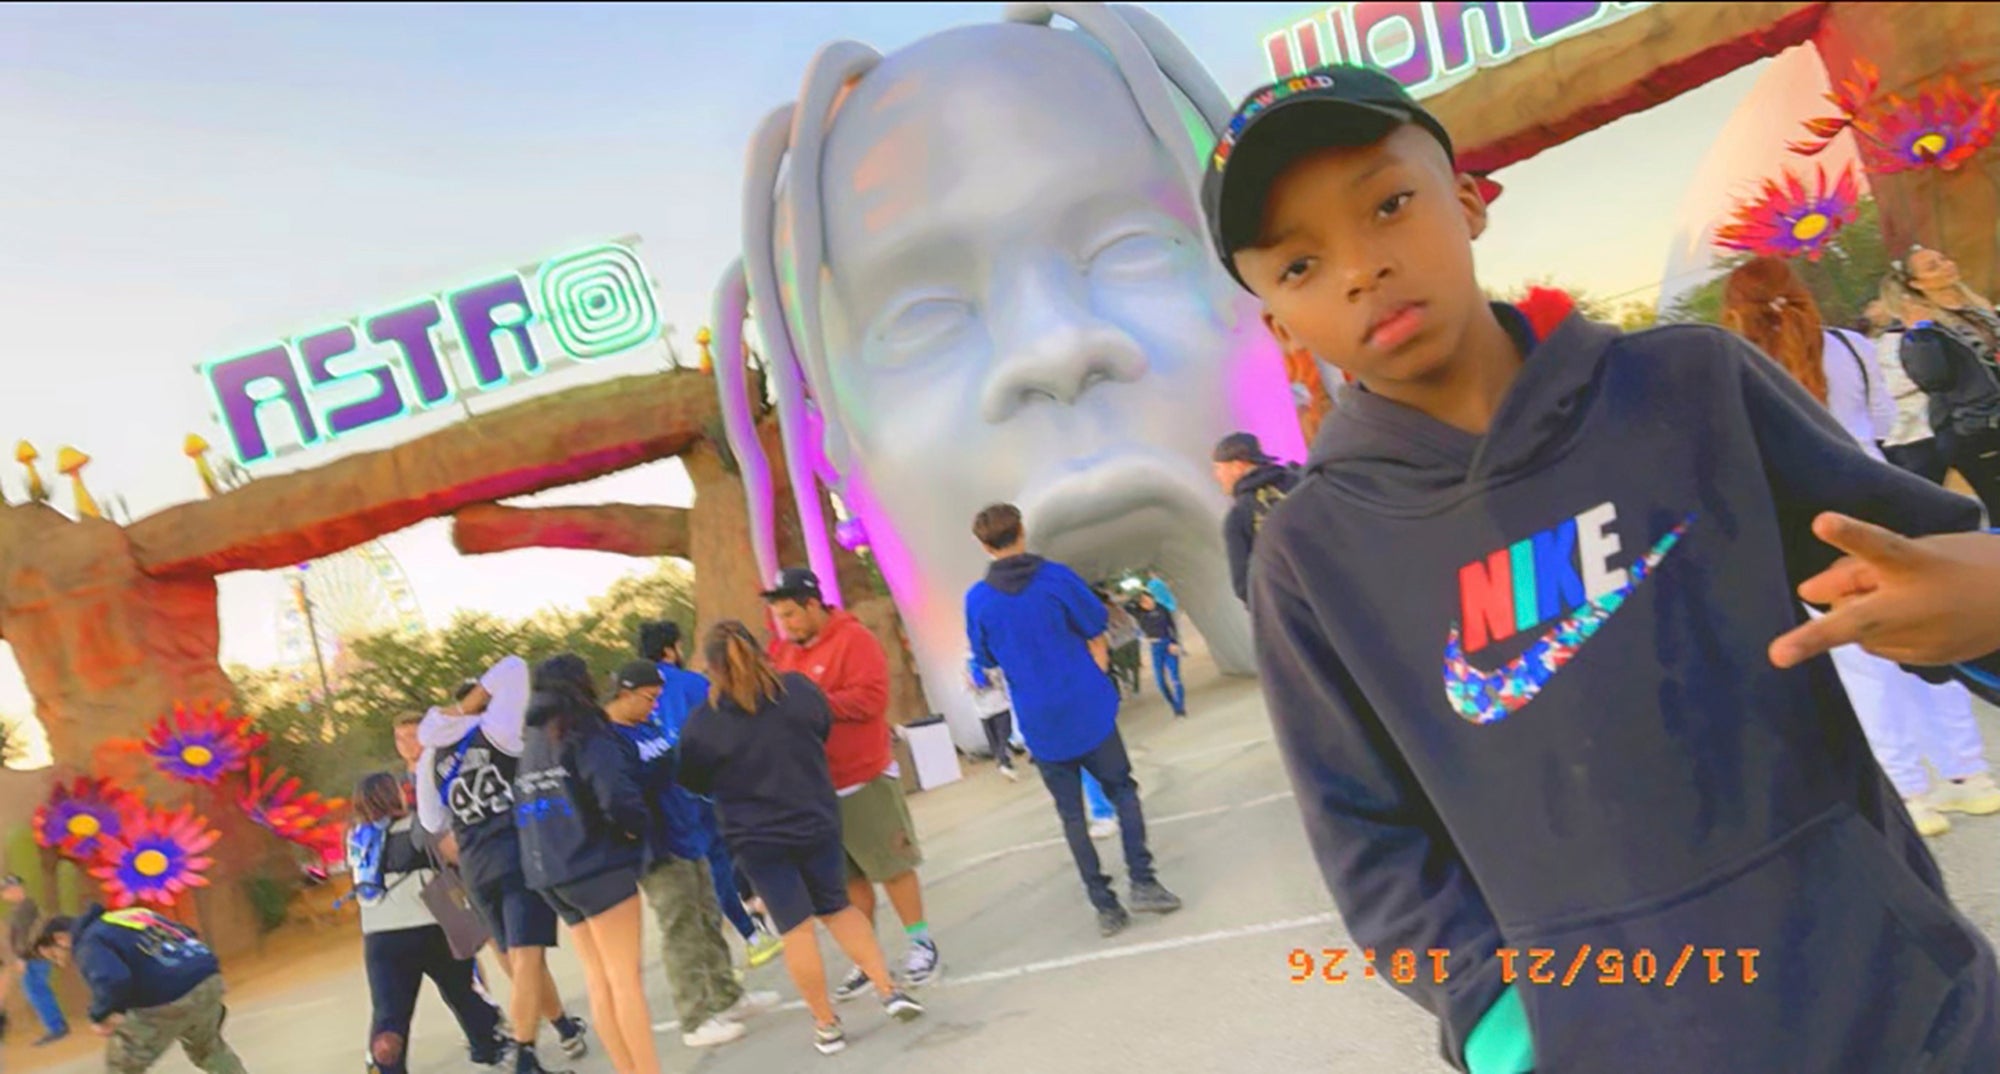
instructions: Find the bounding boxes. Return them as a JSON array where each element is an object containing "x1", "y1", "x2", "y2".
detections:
[{"x1": 0, "y1": 3, "x2": 1770, "y2": 727}]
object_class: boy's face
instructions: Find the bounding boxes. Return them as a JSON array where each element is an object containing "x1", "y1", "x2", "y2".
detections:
[
  {"x1": 43, "y1": 934, "x2": 71, "y2": 967},
  {"x1": 1233, "y1": 124, "x2": 1488, "y2": 387}
]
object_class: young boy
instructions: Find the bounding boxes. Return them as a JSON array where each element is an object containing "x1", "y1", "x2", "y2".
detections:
[
  {"x1": 34, "y1": 906, "x2": 245, "y2": 1073},
  {"x1": 1205, "y1": 66, "x2": 2000, "y2": 1073}
]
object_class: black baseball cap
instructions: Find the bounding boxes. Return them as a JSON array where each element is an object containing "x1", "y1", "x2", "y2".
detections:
[
  {"x1": 612, "y1": 659, "x2": 665, "y2": 693},
  {"x1": 1202, "y1": 65, "x2": 1457, "y2": 289},
  {"x1": 760, "y1": 567, "x2": 824, "y2": 603},
  {"x1": 1212, "y1": 432, "x2": 1276, "y2": 465}
]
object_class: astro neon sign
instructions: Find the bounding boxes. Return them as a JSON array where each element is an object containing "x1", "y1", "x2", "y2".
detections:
[
  {"x1": 1263, "y1": 2, "x2": 1654, "y2": 95},
  {"x1": 203, "y1": 241, "x2": 660, "y2": 467}
]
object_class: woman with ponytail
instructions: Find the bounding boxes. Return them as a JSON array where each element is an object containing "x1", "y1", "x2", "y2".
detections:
[
  {"x1": 677, "y1": 622, "x2": 925, "y2": 1057},
  {"x1": 346, "y1": 771, "x2": 505, "y2": 1074},
  {"x1": 516, "y1": 655, "x2": 657, "y2": 1074},
  {"x1": 1723, "y1": 259, "x2": 2000, "y2": 838}
]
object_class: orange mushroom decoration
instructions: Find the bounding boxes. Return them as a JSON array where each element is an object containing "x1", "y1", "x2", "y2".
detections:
[
  {"x1": 56, "y1": 446, "x2": 100, "y2": 519},
  {"x1": 695, "y1": 326, "x2": 714, "y2": 375},
  {"x1": 14, "y1": 440, "x2": 47, "y2": 504},
  {"x1": 183, "y1": 434, "x2": 220, "y2": 497}
]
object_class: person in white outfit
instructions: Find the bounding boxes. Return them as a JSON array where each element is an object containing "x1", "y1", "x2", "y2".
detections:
[{"x1": 1723, "y1": 258, "x2": 2000, "y2": 836}]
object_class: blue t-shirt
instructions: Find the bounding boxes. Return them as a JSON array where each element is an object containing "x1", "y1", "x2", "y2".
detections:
[
  {"x1": 650, "y1": 663, "x2": 712, "y2": 746},
  {"x1": 615, "y1": 717, "x2": 714, "y2": 864}
]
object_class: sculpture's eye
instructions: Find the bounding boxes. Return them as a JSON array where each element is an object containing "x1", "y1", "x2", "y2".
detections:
[
  {"x1": 1086, "y1": 230, "x2": 1183, "y2": 280},
  {"x1": 876, "y1": 295, "x2": 975, "y2": 356}
]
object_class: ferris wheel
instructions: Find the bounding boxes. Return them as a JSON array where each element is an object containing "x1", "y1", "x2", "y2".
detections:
[{"x1": 275, "y1": 540, "x2": 426, "y2": 688}]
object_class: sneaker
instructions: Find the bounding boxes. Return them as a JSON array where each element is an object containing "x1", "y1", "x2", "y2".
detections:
[
  {"x1": 682, "y1": 1016, "x2": 748, "y2": 1048},
  {"x1": 746, "y1": 930, "x2": 784, "y2": 968},
  {"x1": 33, "y1": 1030, "x2": 69, "y2": 1047},
  {"x1": 1087, "y1": 818, "x2": 1118, "y2": 841},
  {"x1": 513, "y1": 1045, "x2": 571, "y2": 1074},
  {"x1": 882, "y1": 989, "x2": 926, "y2": 1022},
  {"x1": 902, "y1": 938, "x2": 941, "y2": 987},
  {"x1": 1907, "y1": 796, "x2": 1952, "y2": 837},
  {"x1": 1098, "y1": 904, "x2": 1131, "y2": 937},
  {"x1": 1931, "y1": 773, "x2": 2000, "y2": 815},
  {"x1": 832, "y1": 965, "x2": 873, "y2": 1003},
  {"x1": 555, "y1": 1016, "x2": 589, "y2": 1060},
  {"x1": 722, "y1": 989, "x2": 782, "y2": 1022},
  {"x1": 1129, "y1": 879, "x2": 1183, "y2": 914},
  {"x1": 999, "y1": 763, "x2": 1021, "y2": 783},
  {"x1": 814, "y1": 1020, "x2": 847, "y2": 1056}
]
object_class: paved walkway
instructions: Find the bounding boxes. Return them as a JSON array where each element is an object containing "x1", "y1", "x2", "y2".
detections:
[{"x1": 19, "y1": 660, "x2": 2000, "y2": 1073}]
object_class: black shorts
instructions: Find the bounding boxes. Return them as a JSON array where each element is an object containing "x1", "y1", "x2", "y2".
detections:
[
  {"x1": 471, "y1": 876, "x2": 559, "y2": 952},
  {"x1": 541, "y1": 868, "x2": 640, "y2": 927},
  {"x1": 736, "y1": 839, "x2": 850, "y2": 935}
]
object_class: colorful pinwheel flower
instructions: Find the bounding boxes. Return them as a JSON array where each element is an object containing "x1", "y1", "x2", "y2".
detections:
[
  {"x1": 90, "y1": 805, "x2": 219, "y2": 908},
  {"x1": 239, "y1": 759, "x2": 347, "y2": 859},
  {"x1": 143, "y1": 701, "x2": 266, "y2": 785},
  {"x1": 33, "y1": 776, "x2": 138, "y2": 860},
  {"x1": 1714, "y1": 164, "x2": 1861, "y2": 261},
  {"x1": 1858, "y1": 78, "x2": 2000, "y2": 173}
]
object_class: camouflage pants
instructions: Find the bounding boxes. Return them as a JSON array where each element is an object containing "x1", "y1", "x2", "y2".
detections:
[{"x1": 106, "y1": 975, "x2": 246, "y2": 1074}]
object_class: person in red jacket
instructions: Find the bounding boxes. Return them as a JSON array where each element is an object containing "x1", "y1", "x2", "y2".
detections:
[{"x1": 762, "y1": 569, "x2": 941, "y2": 997}]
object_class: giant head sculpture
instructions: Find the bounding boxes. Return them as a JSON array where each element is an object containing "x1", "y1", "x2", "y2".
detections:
[{"x1": 712, "y1": 2, "x2": 1304, "y2": 747}]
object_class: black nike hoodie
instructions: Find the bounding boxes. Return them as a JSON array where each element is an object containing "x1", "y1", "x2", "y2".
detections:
[{"x1": 1251, "y1": 307, "x2": 1998, "y2": 1073}]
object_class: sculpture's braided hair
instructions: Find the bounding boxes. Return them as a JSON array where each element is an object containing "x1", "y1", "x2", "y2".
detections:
[{"x1": 710, "y1": 4, "x2": 1235, "y2": 601}]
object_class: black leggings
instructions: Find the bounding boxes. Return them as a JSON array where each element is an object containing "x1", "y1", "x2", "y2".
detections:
[
  {"x1": 1942, "y1": 426, "x2": 2000, "y2": 522},
  {"x1": 981, "y1": 710, "x2": 1015, "y2": 763},
  {"x1": 364, "y1": 925, "x2": 503, "y2": 1073}
]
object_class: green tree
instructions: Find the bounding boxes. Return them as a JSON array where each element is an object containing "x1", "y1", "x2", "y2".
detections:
[
  {"x1": 230, "y1": 559, "x2": 696, "y2": 796},
  {"x1": 1665, "y1": 196, "x2": 1889, "y2": 330}
]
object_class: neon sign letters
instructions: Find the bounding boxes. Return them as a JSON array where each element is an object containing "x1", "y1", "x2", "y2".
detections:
[
  {"x1": 1263, "y1": 2, "x2": 1654, "y2": 95},
  {"x1": 203, "y1": 241, "x2": 659, "y2": 466}
]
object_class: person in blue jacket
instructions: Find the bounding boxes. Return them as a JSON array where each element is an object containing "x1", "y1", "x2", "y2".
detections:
[
  {"x1": 636, "y1": 620, "x2": 782, "y2": 968},
  {"x1": 33, "y1": 905, "x2": 244, "y2": 1073},
  {"x1": 515, "y1": 654, "x2": 657, "y2": 1074},
  {"x1": 965, "y1": 503, "x2": 1182, "y2": 937},
  {"x1": 1205, "y1": 64, "x2": 2000, "y2": 1073}
]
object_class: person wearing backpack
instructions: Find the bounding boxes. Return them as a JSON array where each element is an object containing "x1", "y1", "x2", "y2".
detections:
[
  {"x1": 347, "y1": 771, "x2": 508, "y2": 1074},
  {"x1": 1212, "y1": 432, "x2": 1301, "y2": 604}
]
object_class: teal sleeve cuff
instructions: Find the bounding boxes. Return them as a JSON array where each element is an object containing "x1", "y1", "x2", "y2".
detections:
[{"x1": 1464, "y1": 985, "x2": 1534, "y2": 1074}]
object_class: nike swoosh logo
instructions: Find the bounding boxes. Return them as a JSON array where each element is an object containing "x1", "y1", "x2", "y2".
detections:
[{"x1": 1443, "y1": 516, "x2": 1693, "y2": 725}]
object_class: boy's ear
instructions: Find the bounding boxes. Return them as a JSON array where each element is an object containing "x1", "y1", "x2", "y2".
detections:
[
  {"x1": 1260, "y1": 308, "x2": 1300, "y2": 354},
  {"x1": 1455, "y1": 173, "x2": 1490, "y2": 241}
]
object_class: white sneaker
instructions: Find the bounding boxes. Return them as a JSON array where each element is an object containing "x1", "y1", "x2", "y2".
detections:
[
  {"x1": 999, "y1": 763, "x2": 1021, "y2": 782},
  {"x1": 1906, "y1": 796, "x2": 1952, "y2": 837},
  {"x1": 1087, "y1": 818, "x2": 1118, "y2": 841},
  {"x1": 1930, "y1": 773, "x2": 2000, "y2": 815},
  {"x1": 682, "y1": 1016, "x2": 748, "y2": 1048},
  {"x1": 722, "y1": 990, "x2": 781, "y2": 1022}
]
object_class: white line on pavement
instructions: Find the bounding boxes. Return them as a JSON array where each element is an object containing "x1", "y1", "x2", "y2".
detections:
[
  {"x1": 943, "y1": 789, "x2": 1297, "y2": 875},
  {"x1": 661, "y1": 911, "x2": 1341, "y2": 1026}
]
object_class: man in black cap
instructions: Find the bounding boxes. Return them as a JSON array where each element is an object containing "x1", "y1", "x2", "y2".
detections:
[
  {"x1": 1212, "y1": 432, "x2": 1301, "y2": 604},
  {"x1": 762, "y1": 568, "x2": 940, "y2": 996}
]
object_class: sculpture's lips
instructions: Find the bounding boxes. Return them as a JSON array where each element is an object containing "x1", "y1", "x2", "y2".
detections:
[{"x1": 1019, "y1": 450, "x2": 1212, "y2": 544}]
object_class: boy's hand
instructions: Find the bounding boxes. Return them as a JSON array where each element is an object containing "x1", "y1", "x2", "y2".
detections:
[{"x1": 1769, "y1": 512, "x2": 2000, "y2": 667}]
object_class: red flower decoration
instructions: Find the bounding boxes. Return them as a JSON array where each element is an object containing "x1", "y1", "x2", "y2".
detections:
[
  {"x1": 34, "y1": 777, "x2": 140, "y2": 861},
  {"x1": 1715, "y1": 164, "x2": 1861, "y2": 262},
  {"x1": 143, "y1": 701, "x2": 266, "y2": 785},
  {"x1": 1789, "y1": 58, "x2": 1880, "y2": 157},
  {"x1": 239, "y1": 759, "x2": 347, "y2": 863},
  {"x1": 90, "y1": 805, "x2": 219, "y2": 909},
  {"x1": 1859, "y1": 78, "x2": 2000, "y2": 173}
]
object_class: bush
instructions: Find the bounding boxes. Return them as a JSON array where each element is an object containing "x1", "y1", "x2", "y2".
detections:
[{"x1": 241, "y1": 873, "x2": 293, "y2": 935}]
